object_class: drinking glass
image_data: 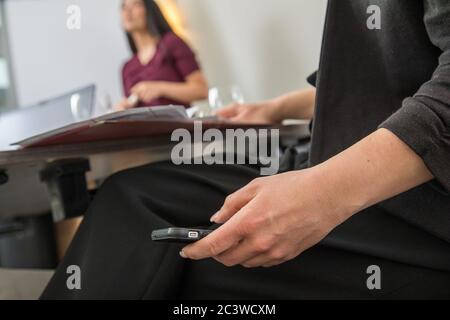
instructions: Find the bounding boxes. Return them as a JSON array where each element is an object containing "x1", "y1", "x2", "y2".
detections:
[{"x1": 205, "y1": 85, "x2": 245, "y2": 117}]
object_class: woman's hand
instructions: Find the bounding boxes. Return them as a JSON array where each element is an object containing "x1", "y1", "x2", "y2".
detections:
[
  {"x1": 216, "y1": 101, "x2": 282, "y2": 124},
  {"x1": 115, "y1": 98, "x2": 136, "y2": 111},
  {"x1": 181, "y1": 168, "x2": 355, "y2": 268},
  {"x1": 181, "y1": 129, "x2": 434, "y2": 268},
  {"x1": 216, "y1": 88, "x2": 317, "y2": 124},
  {"x1": 131, "y1": 81, "x2": 165, "y2": 103}
]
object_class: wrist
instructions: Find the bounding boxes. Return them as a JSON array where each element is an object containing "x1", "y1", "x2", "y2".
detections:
[
  {"x1": 266, "y1": 97, "x2": 285, "y2": 123},
  {"x1": 156, "y1": 82, "x2": 167, "y2": 98},
  {"x1": 307, "y1": 164, "x2": 365, "y2": 223}
]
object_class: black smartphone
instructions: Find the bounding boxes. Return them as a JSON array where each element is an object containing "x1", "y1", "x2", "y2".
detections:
[{"x1": 151, "y1": 225, "x2": 220, "y2": 243}]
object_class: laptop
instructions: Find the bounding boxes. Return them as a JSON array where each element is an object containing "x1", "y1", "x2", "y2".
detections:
[{"x1": 0, "y1": 84, "x2": 96, "y2": 149}]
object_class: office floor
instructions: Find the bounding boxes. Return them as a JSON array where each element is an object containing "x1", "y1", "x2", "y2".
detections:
[{"x1": 0, "y1": 268, "x2": 53, "y2": 300}]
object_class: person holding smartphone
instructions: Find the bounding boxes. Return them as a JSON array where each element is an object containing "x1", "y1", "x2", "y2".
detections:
[{"x1": 42, "y1": 0, "x2": 450, "y2": 299}]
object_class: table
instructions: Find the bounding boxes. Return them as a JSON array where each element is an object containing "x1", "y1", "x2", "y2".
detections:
[{"x1": 0, "y1": 124, "x2": 310, "y2": 220}]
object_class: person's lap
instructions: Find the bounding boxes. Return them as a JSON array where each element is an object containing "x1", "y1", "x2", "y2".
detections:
[
  {"x1": 41, "y1": 161, "x2": 450, "y2": 300},
  {"x1": 41, "y1": 161, "x2": 258, "y2": 299}
]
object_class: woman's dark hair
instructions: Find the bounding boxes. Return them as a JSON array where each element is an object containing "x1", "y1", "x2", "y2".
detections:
[{"x1": 125, "y1": 0, "x2": 173, "y2": 54}]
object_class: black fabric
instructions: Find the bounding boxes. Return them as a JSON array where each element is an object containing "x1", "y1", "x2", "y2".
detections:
[
  {"x1": 310, "y1": 0, "x2": 450, "y2": 254},
  {"x1": 307, "y1": 71, "x2": 318, "y2": 87},
  {"x1": 41, "y1": 162, "x2": 450, "y2": 299},
  {"x1": 42, "y1": 163, "x2": 256, "y2": 299}
]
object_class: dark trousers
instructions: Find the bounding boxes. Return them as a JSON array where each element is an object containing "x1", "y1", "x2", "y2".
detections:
[{"x1": 41, "y1": 162, "x2": 450, "y2": 299}]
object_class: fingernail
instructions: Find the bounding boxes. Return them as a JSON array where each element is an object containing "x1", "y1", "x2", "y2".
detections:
[
  {"x1": 179, "y1": 250, "x2": 187, "y2": 258},
  {"x1": 210, "y1": 212, "x2": 219, "y2": 222}
]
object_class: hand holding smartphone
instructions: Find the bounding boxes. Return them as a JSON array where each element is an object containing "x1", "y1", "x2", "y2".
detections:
[{"x1": 151, "y1": 224, "x2": 221, "y2": 243}]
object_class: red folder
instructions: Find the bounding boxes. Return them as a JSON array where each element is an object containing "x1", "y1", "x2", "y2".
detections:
[
  {"x1": 24, "y1": 120, "x2": 264, "y2": 148},
  {"x1": 13, "y1": 106, "x2": 268, "y2": 148}
]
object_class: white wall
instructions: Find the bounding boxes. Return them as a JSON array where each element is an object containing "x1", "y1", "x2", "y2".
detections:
[
  {"x1": 179, "y1": 0, "x2": 327, "y2": 101},
  {"x1": 5, "y1": 0, "x2": 327, "y2": 107},
  {"x1": 5, "y1": 0, "x2": 129, "y2": 107}
]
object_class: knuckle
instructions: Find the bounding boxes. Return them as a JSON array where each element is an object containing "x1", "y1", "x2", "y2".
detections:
[
  {"x1": 249, "y1": 177, "x2": 267, "y2": 189},
  {"x1": 221, "y1": 258, "x2": 237, "y2": 267},
  {"x1": 241, "y1": 219, "x2": 255, "y2": 233},
  {"x1": 269, "y1": 249, "x2": 286, "y2": 261},
  {"x1": 237, "y1": 222, "x2": 251, "y2": 236},
  {"x1": 285, "y1": 253, "x2": 299, "y2": 262},
  {"x1": 241, "y1": 217, "x2": 263, "y2": 234},
  {"x1": 307, "y1": 214, "x2": 321, "y2": 226},
  {"x1": 253, "y1": 238, "x2": 273, "y2": 253},
  {"x1": 205, "y1": 240, "x2": 220, "y2": 257},
  {"x1": 271, "y1": 223, "x2": 285, "y2": 238},
  {"x1": 224, "y1": 193, "x2": 236, "y2": 206},
  {"x1": 242, "y1": 262, "x2": 255, "y2": 269}
]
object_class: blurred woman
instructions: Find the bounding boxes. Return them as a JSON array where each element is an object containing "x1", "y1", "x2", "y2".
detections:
[{"x1": 116, "y1": 0, "x2": 208, "y2": 110}]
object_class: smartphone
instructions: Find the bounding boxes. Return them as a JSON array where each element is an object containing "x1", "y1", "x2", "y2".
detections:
[{"x1": 151, "y1": 225, "x2": 220, "y2": 243}]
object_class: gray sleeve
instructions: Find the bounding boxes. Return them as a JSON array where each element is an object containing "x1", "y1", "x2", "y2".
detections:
[{"x1": 379, "y1": 0, "x2": 450, "y2": 191}]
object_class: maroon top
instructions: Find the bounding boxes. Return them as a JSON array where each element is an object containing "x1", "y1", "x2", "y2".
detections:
[{"x1": 122, "y1": 32, "x2": 200, "y2": 108}]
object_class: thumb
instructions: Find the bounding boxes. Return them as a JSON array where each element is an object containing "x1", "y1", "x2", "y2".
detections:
[{"x1": 181, "y1": 215, "x2": 244, "y2": 260}]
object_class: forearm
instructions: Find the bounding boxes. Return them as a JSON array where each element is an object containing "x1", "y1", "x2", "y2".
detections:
[
  {"x1": 159, "y1": 81, "x2": 208, "y2": 104},
  {"x1": 312, "y1": 128, "x2": 434, "y2": 222},
  {"x1": 269, "y1": 87, "x2": 316, "y2": 121}
]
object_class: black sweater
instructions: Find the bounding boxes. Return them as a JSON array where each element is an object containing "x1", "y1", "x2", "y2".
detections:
[{"x1": 310, "y1": 0, "x2": 450, "y2": 270}]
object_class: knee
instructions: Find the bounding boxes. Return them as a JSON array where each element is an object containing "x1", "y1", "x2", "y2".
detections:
[
  {"x1": 99, "y1": 168, "x2": 140, "y2": 196},
  {"x1": 84, "y1": 168, "x2": 145, "y2": 220},
  {"x1": 98, "y1": 162, "x2": 164, "y2": 195}
]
